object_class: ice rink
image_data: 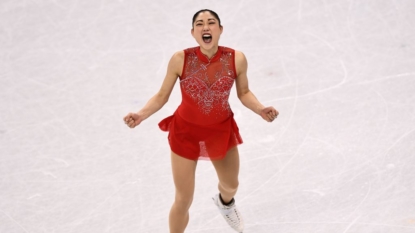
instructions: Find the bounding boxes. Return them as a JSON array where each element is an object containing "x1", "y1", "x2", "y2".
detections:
[{"x1": 1, "y1": 0, "x2": 415, "y2": 232}]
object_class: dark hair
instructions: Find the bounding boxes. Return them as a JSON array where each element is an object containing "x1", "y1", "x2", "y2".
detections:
[{"x1": 192, "y1": 9, "x2": 221, "y2": 28}]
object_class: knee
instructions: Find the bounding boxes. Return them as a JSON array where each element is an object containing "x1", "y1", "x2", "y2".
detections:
[{"x1": 174, "y1": 194, "x2": 193, "y2": 211}]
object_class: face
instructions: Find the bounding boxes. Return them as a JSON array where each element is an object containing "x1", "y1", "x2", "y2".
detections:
[{"x1": 191, "y1": 11, "x2": 223, "y2": 52}]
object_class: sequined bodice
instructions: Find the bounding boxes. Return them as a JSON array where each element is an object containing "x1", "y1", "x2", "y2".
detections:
[{"x1": 177, "y1": 46, "x2": 237, "y2": 125}]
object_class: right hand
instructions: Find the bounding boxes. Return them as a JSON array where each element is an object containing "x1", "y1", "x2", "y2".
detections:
[{"x1": 123, "y1": 113, "x2": 143, "y2": 128}]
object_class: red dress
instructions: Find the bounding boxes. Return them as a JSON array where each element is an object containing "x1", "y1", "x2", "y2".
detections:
[{"x1": 158, "y1": 46, "x2": 243, "y2": 160}]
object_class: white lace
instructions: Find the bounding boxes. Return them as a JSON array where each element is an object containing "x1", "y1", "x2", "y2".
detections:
[{"x1": 213, "y1": 194, "x2": 244, "y2": 232}]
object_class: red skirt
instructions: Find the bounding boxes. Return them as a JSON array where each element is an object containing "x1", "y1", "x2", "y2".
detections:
[{"x1": 158, "y1": 112, "x2": 243, "y2": 160}]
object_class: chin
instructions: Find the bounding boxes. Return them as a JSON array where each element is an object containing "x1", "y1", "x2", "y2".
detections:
[{"x1": 200, "y1": 42, "x2": 217, "y2": 50}]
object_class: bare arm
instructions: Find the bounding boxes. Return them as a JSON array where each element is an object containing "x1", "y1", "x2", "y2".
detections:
[
  {"x1": 124, "y1": 51, "x2": 184, "y2": 128},
  {"x1": 234, "y1": 50, "x2": 279, "y2": 122}
]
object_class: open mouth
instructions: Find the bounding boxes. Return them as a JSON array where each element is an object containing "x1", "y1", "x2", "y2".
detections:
[{"x1": 202, "y1": 34, "x2": 212, "y2": 43}]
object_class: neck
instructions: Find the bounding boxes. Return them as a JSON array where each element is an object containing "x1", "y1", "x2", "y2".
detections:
[{"x1": 200, "y1": 46, "x2": 219, "y2": 59}]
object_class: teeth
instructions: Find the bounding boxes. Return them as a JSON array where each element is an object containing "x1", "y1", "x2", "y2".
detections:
[{"x1": 203, "y1": 34, "x2": 211, "y2": 38}]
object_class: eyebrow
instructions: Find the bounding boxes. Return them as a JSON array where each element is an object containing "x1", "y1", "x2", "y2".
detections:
[{"x1": 195, "y1": 18, "x2": 216, "y2": 23}]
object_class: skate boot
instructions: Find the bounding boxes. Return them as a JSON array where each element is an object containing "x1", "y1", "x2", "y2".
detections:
[{"x1": 212, "y1": 194, "x2": 244, "y2": 233}]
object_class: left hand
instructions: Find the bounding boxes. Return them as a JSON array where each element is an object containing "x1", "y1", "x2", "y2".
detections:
[{"x1": 260, "y1": 106, "x2": 279, "y2": 122}]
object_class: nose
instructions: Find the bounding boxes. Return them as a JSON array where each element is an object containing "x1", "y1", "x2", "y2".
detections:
[{"x1": 203, "y1": 24, "x2": 209, "y2": 31}]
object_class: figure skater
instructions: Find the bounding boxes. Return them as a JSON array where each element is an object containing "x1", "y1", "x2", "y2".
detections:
[{"x1": 124, "y1": 9, "x2": 278, "y2": 233}]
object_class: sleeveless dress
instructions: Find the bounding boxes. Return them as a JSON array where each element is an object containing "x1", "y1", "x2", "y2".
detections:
[{"x1": 158, "y1": 46, "x2": 243, "y2": 160}]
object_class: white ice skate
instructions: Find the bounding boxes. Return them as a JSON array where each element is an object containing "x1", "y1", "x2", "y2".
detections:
[{"x1": 212, "y1": 194, "x2": 244, "y2": 233}]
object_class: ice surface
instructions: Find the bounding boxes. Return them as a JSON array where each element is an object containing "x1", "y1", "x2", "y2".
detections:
[{"x1": 1, "y1": 0, "x2": 415, "y2": 232}]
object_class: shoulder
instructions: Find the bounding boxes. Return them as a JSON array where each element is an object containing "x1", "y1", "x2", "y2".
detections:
[
  {"x1": 219, "y1": 47, "x2": 247, "y2": 66},
  {"x1": 184, "y1": 46, "x2": 199, "y2": 54},
  {"x1": 168, "y1": 51, "x2": 185, "y2": 76},
  {"x1": 234, "y1": 50, "x2": 247, "y2": 61},
  {"x1": 233, "y1": 50, "x2": 248, "y2": 76},
  {"x1": 170, "y1": 50, "x2": 185, "y2": 66},
  {"x1": 171, "y1": 50, "x2": 184, "y2": 60},
  {"x1": 220, "y1": 46, "x2": 235, "y2": 53}
]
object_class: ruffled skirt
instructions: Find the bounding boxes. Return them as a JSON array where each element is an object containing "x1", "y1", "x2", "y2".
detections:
[{"x1": 158, "y1": 112, "x2": 243, "y2": 160}]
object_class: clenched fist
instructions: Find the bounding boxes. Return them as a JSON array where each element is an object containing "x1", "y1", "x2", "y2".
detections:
[
  {"x1": 123, "y1": 113, "x2": 144, "y2": 128},
  {"x1": 260, "y1": 106, "x2": 279, "y2": 122}
]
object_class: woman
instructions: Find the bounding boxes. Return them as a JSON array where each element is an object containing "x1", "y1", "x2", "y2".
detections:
[{"x1": 124, "y1": 9, "x2": 278, "y2": 233}]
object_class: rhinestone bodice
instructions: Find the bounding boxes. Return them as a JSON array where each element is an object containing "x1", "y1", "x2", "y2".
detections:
[{"x1": 177, "y1": 46, "x2": 237, "y2": 125}]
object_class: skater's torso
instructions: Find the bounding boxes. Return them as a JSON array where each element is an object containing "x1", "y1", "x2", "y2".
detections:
[{"x1": 176, "y1": 46, "x2": 237, "y2": 125}]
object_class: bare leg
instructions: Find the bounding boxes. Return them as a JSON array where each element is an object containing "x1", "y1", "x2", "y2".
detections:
[
  {"x1": 211, "y1": 147, "x2": 240, "y2": 203},
  {"x1": 169, "y1": 151, "x2": 197, "y2": 233}
]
